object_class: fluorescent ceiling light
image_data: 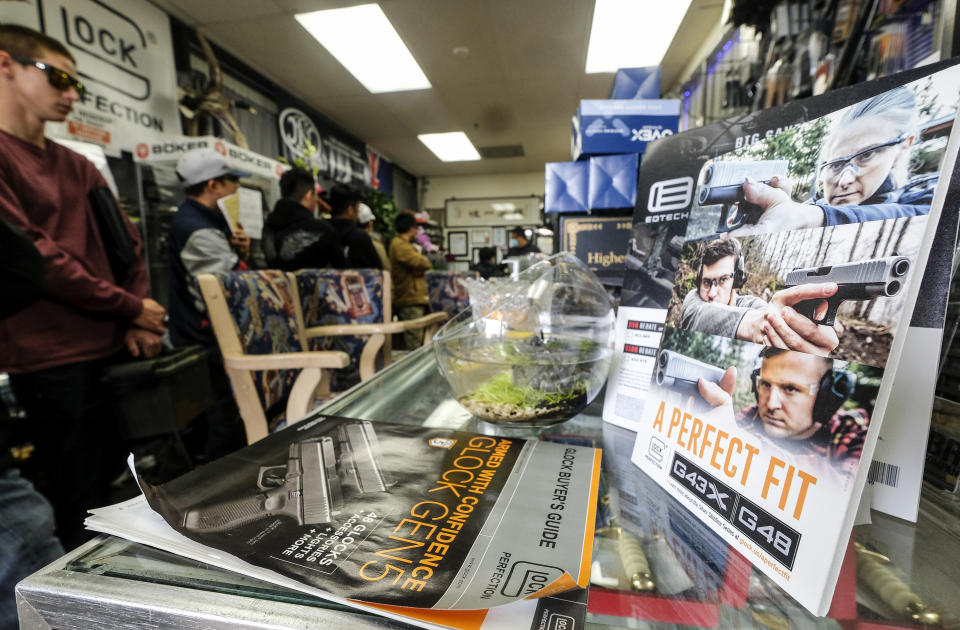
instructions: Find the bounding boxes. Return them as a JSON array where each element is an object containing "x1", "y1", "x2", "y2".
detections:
[
  {"x1": 585, "y1": 0, "x2": 692, "y2": 73},
  {"x1": 418, "y1": 132, "x2": 480, "y2": 162},
  {"x1": 295, "y1": 4, "x2": 430, "y2": 93}
]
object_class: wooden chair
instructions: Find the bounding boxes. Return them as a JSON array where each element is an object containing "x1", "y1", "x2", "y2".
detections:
[
  {"x1": 291, "y1": 269, "x2": 448, "y2": 389},
  {"x1": 426, "y1": 269, "x2": 479, "y2": 319},
  {"x1": 196, "y1": 270, "x2": 350, "y2": 444}
]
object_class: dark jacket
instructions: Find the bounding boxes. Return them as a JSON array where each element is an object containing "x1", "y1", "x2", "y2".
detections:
[
  {"x1": 262, "y1": 199, "x2": 346, "y2": 271},
  {"x1": 507, "y1": 240, "x2": 540, "y2": 257},
  {"x1": 816, "y1": 174, "x2": 935, "y2": 226},
  {"x1": 331, "y1": 217, "x2": 383, "y2": 269},
  {"x1": 167, "y1": 198, "x2": 244, "y2": 347}
]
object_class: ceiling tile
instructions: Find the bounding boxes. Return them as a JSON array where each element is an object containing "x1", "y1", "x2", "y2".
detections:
[
  {"x1": 168, "y1": 0, "x2": 283, "y2": 25},
  {"x1": 376, "y1": 91, "x2": 460, "y2": 134},
  {"x1": 486, "y1": 0, "x2": 594, "y2": 82},
  {"x1": 381, "y1": 0, "x2": 503, "y2": 86},
  {"x1": 202, "y1": 14, "x2": 369, "y2": 100},
  {"x1": 315, "y1": 97, "x2": 410, "y2": 139}
]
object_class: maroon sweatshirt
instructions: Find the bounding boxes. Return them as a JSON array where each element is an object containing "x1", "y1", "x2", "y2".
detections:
[{"x1": 0, "y1": 129, "x2": 149, "y2": 373}]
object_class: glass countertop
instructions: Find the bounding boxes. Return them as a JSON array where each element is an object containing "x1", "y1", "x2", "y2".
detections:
[{"x1": 63, "y1": 344, "x2": 960, "y2": 629}]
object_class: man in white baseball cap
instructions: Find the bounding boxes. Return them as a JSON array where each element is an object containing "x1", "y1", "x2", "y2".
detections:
[
  {"x1": 175, "y1": 148, "x2": 252, "y2": 188},
  {"x1": 165, "y1": 148, "x2": 254, "y2": 460}
]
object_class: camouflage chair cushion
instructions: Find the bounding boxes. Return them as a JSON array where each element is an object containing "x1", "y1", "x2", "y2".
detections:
[
  {"x1": 426, "y1": 270, "x2": 478, "y2": 317},
  {"x1": 294, "y1": 268, "x2": 385, "y2": 391},
  {"x1": 217, "y1": 270, "x2": 302, "y2": 418}
]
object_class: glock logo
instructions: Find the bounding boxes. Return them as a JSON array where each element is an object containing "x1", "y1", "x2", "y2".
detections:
[
  {"x1": 502, "y1": 562, "x2": 563, "y2": 597},
  {"x1": 648, "y1": 437, "x2": 666, "y2": 463},
  {"x1": 648, "y1": 177, "x2": 694, "y2": 213},
  {"x1": 59, "y1": 0, "x2": 151, "y2": 100},
  {"x1": 548, "y1": 613, "x2": 576, "y2": 630}
]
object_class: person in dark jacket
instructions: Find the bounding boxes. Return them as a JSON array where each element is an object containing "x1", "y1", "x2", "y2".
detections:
[
  {"x1": 506, "y1": 226, "x2": 540, "y2": 257},
  {"x1": 0, "y1": 219, "x2": 65, "y2": 630},
  {"x1": 471, "y1": 246, "x2": 506, "y2": 279},
  {"x1": 329, "y1": 184, "x2": 382, "y2": 269},
  {"x1": 262, "y1": 168, "x2": 346, "y2": 270}
]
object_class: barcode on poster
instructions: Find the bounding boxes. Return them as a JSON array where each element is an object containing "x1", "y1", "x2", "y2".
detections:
[{"x1": 868, "y1": 460, "x2": 900, "y2": 487}]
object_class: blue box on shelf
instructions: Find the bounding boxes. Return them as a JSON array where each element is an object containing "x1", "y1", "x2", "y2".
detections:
[
  {"x1": 571, "y1": 99, "x2": 679, "y2": 160},
  {"x1": 545, "y1": 161, "x2": 590, "y2": 213},
  {"x1": 609, "y1": 66, "x2": 661, "y2": 99},
  {"x1": 589, "y1": 153, "x2": 639, "y2": 210}
]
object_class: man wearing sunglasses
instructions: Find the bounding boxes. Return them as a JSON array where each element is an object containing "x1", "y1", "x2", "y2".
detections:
[
  {"x1": 680, "y1": 238, "x2": 841, "y2": 356},
  {"x1": 0, "y1": 20, "x2": 165, "y2": 592}
]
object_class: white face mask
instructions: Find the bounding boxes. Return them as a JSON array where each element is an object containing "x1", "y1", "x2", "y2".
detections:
[{"x1": 509, "y1": 239, "x2": 518, "y2": 248}]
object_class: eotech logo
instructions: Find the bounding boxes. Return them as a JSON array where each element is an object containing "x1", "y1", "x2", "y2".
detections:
[
  {"x1": 58, "y1": 0, "x2": 151, "y2": 100},
  {"x1": 648, "y1": 177, "x2": 694, "y2": 213},
  {"x1": 279, "y1": 107, "x2": 323, "y2": 164}
]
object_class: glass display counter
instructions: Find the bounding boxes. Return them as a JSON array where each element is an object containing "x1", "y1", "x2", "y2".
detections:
[{"x1": 17, "y1": 344, "x2": 960, "y2": 629}]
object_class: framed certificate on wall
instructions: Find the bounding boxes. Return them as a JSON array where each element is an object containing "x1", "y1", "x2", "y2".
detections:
[{"x1": 447, "y1": 231, "x2": 468, "y2": 257}]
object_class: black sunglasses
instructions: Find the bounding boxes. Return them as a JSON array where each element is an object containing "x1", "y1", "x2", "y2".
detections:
[{"x1": 8, "y1": 52, "x2": 85, "y2": 98}]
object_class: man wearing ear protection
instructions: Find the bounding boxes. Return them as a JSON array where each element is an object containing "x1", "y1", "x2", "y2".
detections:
[
  {"x1": 680, "y1": 237, "x2": 841, "y2": 356},
  {"x1": 738, "y1": 348, "x2": 867, "y2": 472}
]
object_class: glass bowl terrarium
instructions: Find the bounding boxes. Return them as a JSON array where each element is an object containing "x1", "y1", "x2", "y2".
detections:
[{"x1": 433, "y1": 253, "x2": 615, "y2": 428}]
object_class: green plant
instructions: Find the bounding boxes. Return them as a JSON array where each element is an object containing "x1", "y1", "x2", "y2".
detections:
[
  {"x1": 277, "y1": 141, "x2": 320, "y2": 178},
  {"x1": 463, "y1": 372, "x2": 585, "y2": 408},
  {"x1": 363, "y1": 187, "x2": 400, "y2": 241}
]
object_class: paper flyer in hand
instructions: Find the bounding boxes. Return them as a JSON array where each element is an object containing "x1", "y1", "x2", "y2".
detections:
[
  {"x1": 600, "y1": 59, "x2": 960, "y2": 614},
  {"x1": 132, "y1": 414, "x2": 600, "y2": 616}
]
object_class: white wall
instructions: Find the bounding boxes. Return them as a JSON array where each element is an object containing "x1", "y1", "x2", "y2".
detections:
[{"x1": 422, "y1": 171, "x2": 544, "y2": 209}]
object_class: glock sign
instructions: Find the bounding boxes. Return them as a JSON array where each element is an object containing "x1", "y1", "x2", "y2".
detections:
[
  {"x1": 647, "y1": 177, "x2": 694, "y2": 213},
  {"x1": 501, "y1": 562, "x2": 564, "y2": 598},
  {"x1": 58, "y1": 0, "x2": 151, "y2": 100}
]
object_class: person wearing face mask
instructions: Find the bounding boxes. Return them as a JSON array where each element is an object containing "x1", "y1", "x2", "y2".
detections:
[
  {"x1": 732, "y1": 87, "x2": 931, "y2": 234},
  {"x1": 262, "y1": 168, "x2": 346, "y2": 271},
  {"x1": 506, "y1": 226, "x2": 540, "y2": 257}
]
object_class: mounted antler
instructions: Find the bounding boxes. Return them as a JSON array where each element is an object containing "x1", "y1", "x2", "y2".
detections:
[{"x1": 178, "y1": 30, "x2": 250, "y2": 149}]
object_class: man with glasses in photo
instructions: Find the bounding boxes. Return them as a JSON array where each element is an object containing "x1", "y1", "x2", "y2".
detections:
[
  {"x1": 680, "y1": 238, "x2": 841, "y2": 356},
  {"x1": 730, "y1": 86, "x2": 930, "y2": 235}
]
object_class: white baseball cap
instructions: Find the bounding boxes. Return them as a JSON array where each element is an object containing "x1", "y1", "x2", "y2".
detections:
[
  {"x1": 357, "y1": 202, "x2": 375, "y2": 224},
  {"x1": 176, "y1": 148, "x2": 251, "y2": 188}
]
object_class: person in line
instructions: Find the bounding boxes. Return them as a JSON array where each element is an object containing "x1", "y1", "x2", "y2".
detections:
[
  {"x1": 680, "y1": 238, "x2": 841, "y2": 356},
  {"x1": 0, "y1": 219, "x2": 64, "y2": 630},
  {"x1": 472, "y1": 246, "x2": 507, "y2": 279},
  {"x1": 167, "y1": 147, "x2": 252, "y2": 460},
  {"x1": 328, "y1": 184, "x2": 382, "y2": 269},
  {"x1": 262, "y1": 167, "x2": 345, "y2": 271},
  {"x1": 390, "y1": 212, "x2": 433, "y2": 350},
  {"x1": 733, "y1": 86, "x2": 931, "y2": 234},
  {"x1": 0, "y1": 24, "x2": 165, "y2": 550},
  {"x1": 506, "y1": 226, "x2": 540, "y2": 257},
  {"x1": 697, "y1": 348, "x2": 867, "y2": 477},
  {"x1": 357, "y1": 202, "x2": 390, "y2": 272}
]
